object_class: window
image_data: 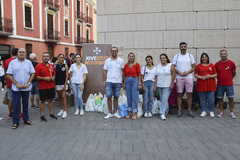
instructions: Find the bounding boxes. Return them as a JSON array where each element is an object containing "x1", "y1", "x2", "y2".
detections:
[
  {"x1": 77, "y1": 0, "x2": 80, "y2": 12},
  {"x1": 48, "y1": 45, "x2": 54, "y2": 58},
  {"x1": 65, "y1": 0, "x2": 68, "y2": 6},
  {"x1": 86, "y1": 4, "x2": 89, "y2": 17},
  {"x1": 25, "y1": 4, "x2": 32, "y2": 28},
  {"x1": 65, "y1": 47, "x2": 68, "y2": 58},
  {"x1": 77, "y1": 24, "x2": 81, "y2": 38},
  {"x1": 47, "y1": 13, "x2": 54, "y2": 39},
  {"x1": 65, "y1": 19, "x2": 69, "y2": 36},
  {"x1": 26, "y1": 44, "x2": 32, "y2": 59},
  {"x1": 77, "y1": 48, "x2": 81, "y2": 54},
  {"x1": 86, "y1": 28, "x2": 89, "y2": 42}
]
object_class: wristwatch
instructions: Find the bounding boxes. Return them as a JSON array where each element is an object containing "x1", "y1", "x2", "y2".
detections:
[{"x1": 28, "y1": 82, "x2": 31, "y2": 85}]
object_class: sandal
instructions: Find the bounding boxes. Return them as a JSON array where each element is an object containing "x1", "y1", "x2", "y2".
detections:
[
  {"x1": 24, "y1": 121, "x2": 33, "y2": 125},
  {"x1": 132, "y1": 113, "x2": 138, "y2": 120},
  {"x1": 125, "y1": 113, "x2": 132, "y2": 119},
  {"x1": 11, "y1": 124, "x2": 19, "y2": 129}
]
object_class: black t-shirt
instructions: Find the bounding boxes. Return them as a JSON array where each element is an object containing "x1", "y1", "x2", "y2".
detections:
[
  {"x1": 55, "y1": 64, "x2": 66, "y2": 85},
  {"x1": 32, "y1": 61, "x2": 39, "y2": 82}
]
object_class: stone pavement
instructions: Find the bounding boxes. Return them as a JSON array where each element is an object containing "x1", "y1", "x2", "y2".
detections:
[{"x1": 0, "y1": 90, "x2": 240, "y2": 160}]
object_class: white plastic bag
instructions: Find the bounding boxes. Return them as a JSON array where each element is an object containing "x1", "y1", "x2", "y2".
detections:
[
  {"x1": 103, "y1": 95, "x2": 109, "y2": 114},
  {"x1": 152, "y1": 98, "x2": 159, "y2": 114},
  {"x1": 85, "y1": 94, "x2": 95, "y2": 112},
  {"x1": 137, "y1": 102, "x2": 143, "y2": 118}
]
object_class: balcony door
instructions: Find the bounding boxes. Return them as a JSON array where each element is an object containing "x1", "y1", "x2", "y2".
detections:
[
  {"x1": 77, "y1": 0, "x2": 80, "y2": 12},
  {"x1": 47, "y1": 14, "x2": 54, "y2": 39},
  {"x1": 0, "y1": 2, "x2": 2, "y2": 31},
  {"x1": 86, "y1": 28, "x2": 89, "y2": 42}
]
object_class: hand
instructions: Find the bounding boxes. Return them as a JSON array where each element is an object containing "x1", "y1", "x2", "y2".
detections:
[
  {"x1": 103, "y1": 83, "x2": 106, "y2": 88},
  {"x1": 51, "y1": 77, "x2": 55, "y2": 81},
  {"x1": 138, "y1": 85, "x2": 141, "y2": 90},
  {"x1": 22, "y1": 83, "x2": 30, "y2": 89},
  {"x1": 205, "y1": 74, "x2": 210, "y2": 80},
  {"x1": 169, "y1": 84, "x2": 173, "y2": 91},
  {"x1": 153, "y1": 86, "x2": 156, "y2": 92},
  {"x1": 45, "y1": 77, "x2": 51, "y2": 82},
  {"x1": 16, "y1": 83, "x2": 23, "y2": 89},
  {"x1": 143, "y1": 86, "x2": 145, "y2": 92},
  {"x1": 179, "y1": 72, "x2": 184, "y2": 77},
  {"x1": 79, "y1": 85, "x2": 83, "y2": 91},
  {"x1": 62, "y1": 85, "x2": 66, "y2": 91},
  {"x1": 183, "y1": 71, "x2": 189, "y2": 77},
  {"x1": 69, "y1": 85, "x2": 72, "y2": 91}
]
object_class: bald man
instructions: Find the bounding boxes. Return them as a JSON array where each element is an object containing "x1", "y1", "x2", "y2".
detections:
[{"x1": 7, "y1": 48, "x2": 35, "y2": 129}]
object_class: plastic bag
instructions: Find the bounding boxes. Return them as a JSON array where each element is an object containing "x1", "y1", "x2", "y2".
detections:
[
  {"x1": 103, "y1": 95, "x2": 109, "y2": 114},
  {"x1": 152, "y1": 98, "x2": 159, "y2": 114},
  {"x1": 85, "y1": 94, "x2": 95, "y2": 111},
  {"x1": 94, "y1": 94, "x2": 103, "y2": 112},
  {"x1": 118, "y1": 93, "x2": 128, "y2": 117},
  {"x1": 137, "y1": 102, "x2": 143, "y2": 118}
]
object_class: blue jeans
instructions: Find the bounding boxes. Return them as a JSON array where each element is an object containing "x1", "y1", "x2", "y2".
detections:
[
  {"x1": 158, "y1": 87, "x2": 171, "y2": 115},
  {"x1": 143, "y1": 80, "x2": 155, "y2": 113},
  {"x1": 31, "y1": 82, "x2": 39, "y2": 95},
  {"x1": 198, "y1": 91, "x2": 215, "y2": 112},
  {"x1": 12, "y1": 90, "x2": 30, "y2": 124},
  {"x1": 217, "y1": 85, "x2": 234, "y2": 98},
  {"x1": 71, "y1": 83, "x2": 84, "y2": 110},
  {"x1": 105, "y1": 82, "x2": 122, "y2": 98},
  {"x1": 125, "y1": 77, "x2": 139, "y2": 113}
]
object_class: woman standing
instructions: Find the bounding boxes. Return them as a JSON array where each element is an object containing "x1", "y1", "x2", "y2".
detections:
[
  {"x1": 194, "y1": 53, "x2": 217, "y2": 117},
  {"x1": 141, "y1": 55, "x2": 157, "y2": 118},
  {"x1": 55, "y1": 54, "x2": 69, "y2": 119},
  {"x1": 69, "y1": 54, "x2": 88, "y2": 116},
  {"x1": 0, "y1": 61, "x2": 5, "y2": 91},
  {"x1": 124, "y1": 52, "x2": 141, "y2": 120},
  {"x1": 156, "y1": 54, "x2": 175, "y2": 120}
]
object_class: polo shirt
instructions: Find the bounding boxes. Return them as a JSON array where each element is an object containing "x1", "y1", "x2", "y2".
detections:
[
  {"x1": 35, "y1": 62, "x2": 56, "y2": 90},
  {"x1": 4, "y1": 57, "x2": 15, "y2": 88}
]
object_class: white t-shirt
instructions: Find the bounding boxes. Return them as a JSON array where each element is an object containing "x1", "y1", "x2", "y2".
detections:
[
  {"x1": 156, "y1": 63, "x2": 172, "y2": 87},
  {"x1": 0, "y1": 67, "x2": 4, "y2": 76},
  {"x1": 141, "y1": 66, "x2": 157, "y2": 82},
  {"x1": 172, "y1": 53, "x2": 195, "y2": 79},
  {"x1": 69, "y1": 63, "x2": 88, "y2": 84},
  {"x1": 103, "y1": 57, "x2": 125, "y2": 83}
]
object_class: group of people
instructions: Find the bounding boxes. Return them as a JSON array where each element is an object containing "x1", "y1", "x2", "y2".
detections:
[
  {"x1": 103, "y1": 42, "x2": 237, "y2": 121},
  {"x1": 3, "y1": 41, "x2": 237, "y2": 129}
]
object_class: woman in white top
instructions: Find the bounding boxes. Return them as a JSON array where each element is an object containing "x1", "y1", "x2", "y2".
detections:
[
  {"x1": 141, "y1": 55, "x2": 157, "y2": 118},
  {"x1": 156, "y1": 54, "x2": 176, "y2": 120},
  {"x1": 0, "y1": 60, "x2": 5, "y2": 91},
  {"x1": 69, "y1": 54, "x2": 88, "y2": 116}
]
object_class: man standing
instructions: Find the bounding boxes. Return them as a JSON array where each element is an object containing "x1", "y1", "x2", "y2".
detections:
[
  {"x1": 29, "y1": 53, "x2": 40, "y2": 108},
  {"x1": 103, "y1": 47, "x2": 124, "y2": 119},
  {"x1": 215, "y1": 49, "x2": 237, "y2": 118},
  {"x1": 172, "y1": 42, "x2": 196, "y2": 117},
  {"x1": 4, "y1": 48, "x2": 23, "y2": 118},
  {"x1": 6, "y1": 48, "x2": 35, "y2": 129},
  {"x1": 35, "y1": 52, "x2": 57, "y2": 122}
]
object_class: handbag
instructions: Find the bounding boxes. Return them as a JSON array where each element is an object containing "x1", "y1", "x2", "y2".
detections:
[
  {"x1": 2, "y1": 91, "x2": 8, "y2": 105},
  {"x1": 139, "y1": 66, "x2": 146, "y2": 94}
]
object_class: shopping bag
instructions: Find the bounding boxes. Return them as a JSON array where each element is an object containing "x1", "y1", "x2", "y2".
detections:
[
  {"x1": 118, "y1": 103, "x2": 128, "y2": 117},
  {"x1": 85, "y1": 94, "x2": 95, "y2": 111},
  {"x1": 2, "y1": 91, "x2": 8, "y2": 105},
  {"x1": 152, "y1": 98, "x2": 159, "y2": 114},
  {"x1": 94, "y1": 94, "x2": 103, "y2": 112},
  {"x1": 103, "y1": 95, "x2": 109, "y2": 114},
  {"x1": 137, "y1": 102, "x2": 143, "y2": 118}
]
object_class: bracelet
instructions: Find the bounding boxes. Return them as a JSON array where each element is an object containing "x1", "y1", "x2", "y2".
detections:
[
  {"x1": 44, "y1": 77, "x2": 46, "y2": 81},
  {"x1": 103, "y1": 81, "x2": 106, "y2": 83}
]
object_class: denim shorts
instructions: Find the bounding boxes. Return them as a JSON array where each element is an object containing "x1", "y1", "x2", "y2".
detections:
[
  {"x1": 217, "y1": 85, "x2": 234, "y2": 98},
  {"x1": 31, "y1": 82, "x2": 39, "y2": 95},
  {"x1": 7, "y1": 87, "x2": 13, "y2": 100},
  {"x1": 105, "y1": 82, "x2": 122, "y2": 98}
]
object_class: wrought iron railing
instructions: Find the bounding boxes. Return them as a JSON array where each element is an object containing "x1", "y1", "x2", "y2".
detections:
[
  {"x1": 44, "y1": 29, "x2": 60, "y2": 41},
  {"x1": 85, "y1": 16, "x2": 93, "y2": 25},
  {"x1": 44, "y1": 0, "x2": 60, "y2": 10},
  {"x1": 0, "y1": 17, "x2": 13, "y2": 33},
  {"x1": 76, "y1": 11, "x2": 85, "y2": 21}
]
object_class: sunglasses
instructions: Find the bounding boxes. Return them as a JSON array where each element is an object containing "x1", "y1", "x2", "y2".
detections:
[{"x1": 111, "y1": 50, "x2": 118, "y2": 53}]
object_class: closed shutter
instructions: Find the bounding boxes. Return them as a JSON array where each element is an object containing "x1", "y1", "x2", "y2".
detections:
[
  {"x1": 77, "y1": 0, "x2": 80, "y2": 11},
  {"x1": 65, "y1": 20, "x2": 68, "y2": 36},
  {"x1": 47, "y1": 14, "x2": 54, "y2": 38},
  {"x1": 48, "y1": 45, "x2": 54, "y2": 58},
  {"x1": 25, "y1": 6, "x2": 32, "y2": 28},
  {"x1": 77, "y1": 25, "x2": 80, "y2": 38},
  {"x1": 26, "y1": 44, "x2": 32, "y2": 59}
]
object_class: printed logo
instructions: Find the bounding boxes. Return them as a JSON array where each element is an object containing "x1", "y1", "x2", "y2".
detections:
[
  {"x1": 209, "y1": 67, "x2": 212, "y2": 70},
  {"x1": 163, "y1": 69, "x2": 166, "y2": 72},
  {"x1": 62, "y1": 67, "x2": 66, "y2": 71},
  {"x1": 225, "y1": 66, "x2": 229, "y2": 70},
  {"x1": 93, "y1": 47, "x2": 101, "y2": 55}
]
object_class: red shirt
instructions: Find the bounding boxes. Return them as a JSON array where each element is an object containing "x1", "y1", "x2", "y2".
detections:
[
  {"x1": 195, "y1": 63, "x2": 217, "y2": 92},
  {"x1": 124, "y1": 63, "x2": 141, "y2": 77},
  {"x1": 215, "y1": 60, "x2": 236, "y2": 86},
  {"x1": 4, "y1": 57, "x2": 15, "y2": 88},
  {"x1": 35, "y1": 62, "x2": 56, "y2": 90}
]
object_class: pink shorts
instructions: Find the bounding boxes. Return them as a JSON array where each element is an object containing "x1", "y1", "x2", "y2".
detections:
[{"x1": 176, "y1": 78, "x2": 193, "y2": 93}]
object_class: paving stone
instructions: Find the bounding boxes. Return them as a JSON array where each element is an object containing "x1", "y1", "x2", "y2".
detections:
[
  {"x1": 113, "y1": 121, "x2": 123, "y2": 129},
  {"x1": 199, "y1": 138, "x2": 221, "y2": 151},
  {"x1": 116, "y1": 130, "x2": 127, "y2": 139},
  {"x1": 86, "y1": 153, "x2": 101, "y2": 160},
  {"x1": 217, "y1": 151, "x2": 238, "y2": 160},
  {"x1": 126, "y1": 153, "x2": 141, "y2": 160},
  {"x1": 205, "y1": 151, "x2": 224, "y2": 160},
  {"x1": 59, "y1": 139, "x2": 77, "y2": 153},
  {"x1": 177, "y1": 138, "x2": 196, "y2": 151},
  {"x1": 33, "y1": 152, "x2": 50, "y2": 160},
  {"x1": 46, "y1": 153, "x2": 62, "y2": 160},
  {"x1": 109, "y1": 140, "x2": 121, "y2": 153},
  {"x1": 84, "y1": 130, "x2": 97, "y2": 139},
  {"x1": 100, "y1": 154, "x2": 114, "y2": 160},
  {"x1": 188, "y1": 138, "x2": 209, "y2": 152},
  {"x1": 146, "y1": 129, "x2": 159, "y2": 139},
  {"x1": 153, "y1": 152, "x2": 168, "y2": 160},
  {"x1": 132, "y1": 121, "x2": 142, "y2": 130},
  {"x1": 165, "y1": 128, "x2": 180, "y2": 139},
  {"x1": 104, "y1": 121, "x2": 114, "y2": 130},
  {"x1": 166, "y1": 152, "x2": 182, "y2": 160},
  {"x1": 114, "y1": 153, "x2": 126, "y2": 160},
  {"x1": 72, "y1": 153, "x2": 88, "y2": 160},
  {"x1": 95, "y1": 121, "x2": 105, "y2": 129},
  {"x1": 83, "y1": 139, "x2": 99, "y2": 153},
  {"x1": 96, "y1": 139, "x2": 110, "y2": 153},
  {"x1": 122, "y1": 121, "x2": 132, "y2": 130},
  {"x1": 20, "y1": 153, "x2": 38, "y2": 160},
  {"x1": 126, "y1": 130, "x2": 137, "y2": 140},
  {"x1": 60, "y1": 153, "x2": 75, "y2": 160},
  {"x1": 71, "y1": 139, "x2": 88, "y2": 153},
  {"x1": 105, "y1": 130, "x2": 117, "y2": 139},
  {"x1": 121, "y1": 139, "x2": 133, "y2": 153},
  {"x1": 155, "y1": 139, "x2": 171, "y2": 153},
  {"x1": 179, "y1": 151, "x2": 197, "y2": 160},
  {"x1": 85, "y1": 122, "x2": 97, "y2": 130},
  {"x1": 95, "y1": 130, "x2": 107, "y2": 139},
  {"x1": 192, "y1": 151, "x2": 210, "y2": 160},
  {"x1": 136, "y1": 130, "x2": 148, "y2": 139},
  {"x1": 144, "y1": 139, "x2": 159, "y2": 153},
  {"x1": 133, "y1": 139, "x2": 146, "y2": 153},
  {"x1": 73, "y1": 130, "x2": 87, "y2": 139}
]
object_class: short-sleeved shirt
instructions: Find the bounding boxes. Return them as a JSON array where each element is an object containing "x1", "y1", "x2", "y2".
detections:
[
  {"x1": 0, "y1": 67, "x2": 4, "y2": 76},
  {"x1": 69, "y1": 63, "x2": 88, "y2": 84},
  {"x1": 31, "y1": 61, "x2": 39, "y2": 82},
  {"x1": 35, "y1": 62, "x2": 56, "y2": 90},
  {"x1": 4, "y1": 57, "x2": 15, "y2": 88},
  {"x1": 6, "y1": 58, "x2": 35, "y2": 91},
  {"x1": 103, "y1": 57, "x2": 125, "y2": 83},
  {"x1": 156, "y1": 63, "x2": 172, "y2": 87},
  {"x1": 215, "y1": 60, "x2": 236, "y2": 86},
  {"x1": 195, "y1": 63, "x2": 217, "y2": 92},
  {"x1": 141, "y1": 66, "x2": 157, "y2": 82},
  {"x1": 124, "y1": 63, "x2": 141, "y2": 78},
  {"x1": 172, "y1": 53, "x2": 195, "y2": 79}
]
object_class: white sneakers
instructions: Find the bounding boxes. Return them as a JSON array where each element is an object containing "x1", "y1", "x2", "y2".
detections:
[
  {"x1": 200, "y1": 111, "x2": 207, "y2": 117},
  {"x1": 57, "y1": 110, "x2": 63, "y2": 117},
  {"x1": 75, "y1": 109, "x2": 79, "y2": 115},
  {"x1": 144, "y1": 112, "x2": 152, "y2": 118},
  {"x1": 104, "y1": 112, "x2": 121, "y2": 119},
  {"x1": 1, "y1": 88, "x2": 4, "y2": 91},
  {"x1": 200, "y1": 111, "x2": 215, "y2": 118},
  {"x1": 57, "y1": 110, "x2": 67, "y2": 119},
  {"x1": 210, "y1": 112, "x2": 215, "y2": 118},
  {"x1": 160, "y1": 114, "x2": 166, "y2": 120},
  {"x1": 80, "y1": 109, "x2": 84, "y2": 116},
  {"x1": 144, "y1": 112, "x2": 148, "y2": 118}
]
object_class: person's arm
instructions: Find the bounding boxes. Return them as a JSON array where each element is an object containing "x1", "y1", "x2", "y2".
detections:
[
  {"x1": 22, "y1": 73, "x2": 35, "y2": 89},
  {"x1": 80, "y1": 73, "x2": 87, "y2": 91},
  {"x1": 7, "y1": 74, "x2": 23, "y2": 89},
  {"x1": 173, "y1": 64, "x2": 184, "y2": 77},
  {"x1": 153, "y1": 75, "x2": 157, "y2": 92},
  {"x1": 69, "y1": 71, "x2": 73, "y2": 90},
  {"x1": 232, "y1": 70, "x2": 236, "y2": 78},
  {"x1": 63, "y1": 65, "x2": 69, "y2": 90},
  {"x1": 170, "y1": 64, "x2": 176, "y2": 90},
  {"x1": 184, "y1": 63, "x2": 196, "y2": 76},
  {"x1": 103, "y1": 69, "x2": 107, "y2": 88}
]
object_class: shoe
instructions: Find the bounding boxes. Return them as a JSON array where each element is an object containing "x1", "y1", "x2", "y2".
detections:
[
  {"x1": 62, "y1": 111, "x2": 67, "y2": 119},
  {"x1": 0, "y1": 117, "x2": 3, "y2": 120},
  {"x1": 20, "y1": 113, "x2": 23, "y2": 118},
  {"x1": 8, "y1": 113, "x2": 13, "y2": 118},
  {"x1": 57, "y1": 110, "x2": 63, "y2": 117},
  {"x1": 36, "y1": 106, "x2": 40, "y2": 109},
  {"x1": 75, "y1": 109, "x2": 79, "y2": 115},
  {"x1": 40, "y1": 116, "x2": 47, "y2": 122},
  {"x1": 230, "y1": 112, "x2": 236, "y2": 119},
  {"x1": 49, "y1": 114, "x2": 58, "y2": 120},
  {"x1": 31, "y1": 105, "x2": 36, "y2": 108},
  {"x1": 1, "y1": 88, "x2": 4, "y2": 91},
  {"x1": 148, "y1": 112, "x2": 152, "y2": 118},
  {"x1": 218, "y1": 111, "x2": 224, "y2": 117},
  {"x1": 80, "y1": 109, "x2": 84, "y2": 116},
  {"x1": 144, "y1": 112, "x2": 148, "y2": 118},
  {"x1": 188, "y1": 111, "x2": 195, "y2": 117},
  {"x1": 160, "y1": 114, "x2": 166, "y2": 120},
  {"x1": 210, "y1": 112, "x2": 215, "y2": 118},
  {"x1": 200, "y1": 111, "x2": 207, "y2": 117},
  {"x1": 177, "y1": 110, "x2": 182, "y2": 117},
  {"x1": 71, "y1": 104, "x2": 74, "y2": 106},
  {"x1": 104, "y1": 113, "x2": 113, "y2": 119},
  {"x1": 113, "y1": 112, "x2": 121, "y2": 119}
]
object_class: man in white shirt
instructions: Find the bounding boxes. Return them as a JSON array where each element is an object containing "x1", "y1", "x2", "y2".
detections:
[
  {"x1": 172, "y1": 42, "x2": 196, "y2": 117},
  {"x1": 103, "y1": 47, "x2": 125, "y2": 119}
]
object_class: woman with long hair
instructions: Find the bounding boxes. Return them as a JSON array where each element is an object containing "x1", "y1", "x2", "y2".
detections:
[
  {"x1": 194, "y1": 53, "x2": 217, "y2": 117},
  {"x1": 156, "y1": 54, "x2": 175, "y2": 120},
  {"x1": 69, "y1": 54, "x2": 88, "y2": 116},
  {"x1": 55, "y1": 54, "x2": 69, "y2": 119},
  {"x1": 141, "y1": 55, "x2": 157, "y2": 118},
  {"x1": 124, "y1": 52, "x2": 141, "y2": 120}
]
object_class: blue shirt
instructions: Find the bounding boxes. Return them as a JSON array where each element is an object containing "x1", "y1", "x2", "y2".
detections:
[{"x1": 6, "y1": 58, "x2": 35, "y2": 91}]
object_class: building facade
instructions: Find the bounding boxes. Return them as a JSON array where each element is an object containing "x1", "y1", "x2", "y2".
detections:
[{"x1": 0, "y1": 0, "x2": 95, "y2": 60}]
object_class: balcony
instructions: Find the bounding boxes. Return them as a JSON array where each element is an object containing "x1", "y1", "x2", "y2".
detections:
[
  {"x1": 86, "y1": 39, "x2": 94, "y2": 43},
  {"x1": 0, "y1": 17, "x2": 13, "y2": 37},
  {"x1": 76, "y1": 11, "x2": 85, "y2": 22},
  {"x1": 85, "y1": 16, "x2": 93, "y2": 26},
  {"x1": 44, "y1": 29, "x2": 60, "y2": 43},
  {"x1": 75, "y1": 37, "x2": 86, "y2": 46},
  {"x1": 44, "y1": 0, "x2": 60, "y2": 11}
]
